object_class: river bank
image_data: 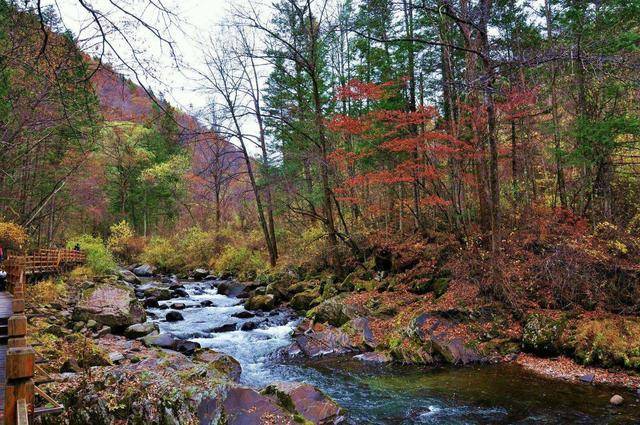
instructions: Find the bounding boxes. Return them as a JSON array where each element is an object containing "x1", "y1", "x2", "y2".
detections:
[{"x1": 27, "y1": 267, "x2": 640, "y2": 424}]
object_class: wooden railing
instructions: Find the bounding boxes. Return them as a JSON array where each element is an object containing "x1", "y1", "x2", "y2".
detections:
[
  {"x1": 4, "y1": 262, "x2": 35, "y2": 425},
  {"x1": 2, "y1": 248, "x2": 86, "y2": 424},
  {"x1": 6, "y1": 249, "x2": 86, "y2": 278}
]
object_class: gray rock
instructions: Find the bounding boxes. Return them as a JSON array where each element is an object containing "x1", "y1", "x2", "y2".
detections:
[
  {"x1": 73, "y1": 282, "x2": 146, "y2": 328},
  {"x1": 354, "y1": 352, "x2": 392, "y2": 363},
  {"x1": 117, "y1": 269, "x2": 141, "y2": 285},
  {"x1": 192, "y1": 268, "x2": 209, "y2": 280},
  {"x1": 133, "y1": 264, "x2": 155, "y2": 277},
  {"x1": 108, "y1": 352, "x2": 125, "y2": 364},
  {"x1": 142, "y1": 333, "x2": 176, "y2": 349},
  {"x1": 124, "y1": 322, "x2": 157, "y2": 339}
]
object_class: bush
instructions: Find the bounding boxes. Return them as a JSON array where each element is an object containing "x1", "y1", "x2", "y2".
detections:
[
  {"x1": 66, "y1": 235, "x2": 116, "y2": 275},
  {"x1": 28, "y1": 278, "x2": 67, "y2": 304},
  {"x1": 107, "y1": 221, "x2": 145, "y2": 264},
  {"x1": 140, "y1": 237, "x2": 181, "y2": 272},
  {"x1": 568, "y1": 318, "x2": 640, "y2": 370},
  {"x1": 0, "y1": 220, "x2": 27, "y2": 248},
  {"x1": 213, "y1": 246, "x2": 266, "y2": 280}
]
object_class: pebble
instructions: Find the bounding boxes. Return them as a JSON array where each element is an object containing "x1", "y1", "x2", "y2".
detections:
[{"x1": 610, "y1": 394, "x2": 624, "y2": 406}]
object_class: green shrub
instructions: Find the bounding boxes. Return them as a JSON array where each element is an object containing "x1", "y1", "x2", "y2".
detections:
[
  {"x1": 213, "y1": 246, "x2": 266, "y2": 280},
  {"x1": 107, "y1": 221, "x2": 145, "y2": 264},
  {"x1": 569, "y1": 318, "x2": 640, "y2": 370},
  {"x1": 140, "y1": 237, "x2": 181, "y2": 272},
  {"x1": 180, "y1": 227, "x2": 217, "y2": 269},
  {"x1": 67, "y1": 235, "x2": 116, "y2": 275}
]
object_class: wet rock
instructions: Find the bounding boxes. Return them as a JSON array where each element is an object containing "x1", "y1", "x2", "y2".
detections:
[
  {"x1": 245, "y1": 294, "x2": 276, "y2": 311},
  {"x1": 86, "y1": 319, "x2": 99, "y2": 330},
  {"x1": 217, "y1": 281, "x2": 247, "y2": 297},
  {"x1": 142, "y1": 333, "x2": 176, "y2": 349},
  {"x1": 290, "y1": 289, "x2": 321, "y2": 312},
  {"x1": 117, "y1": 269, "x2": 141, "y2": 285},
  {"x1": 166, "y1": 311, "x2": 184, "y2": 322},
  {"x1": 172, "y1": 288, "x2": 189, "y2": 298},
  {"x1": 133, "y1": 264, "x2": 155, "y2": 277},
  {"x1": 262, "y1": 381, "x2": 344, "y2": 425},
  {"x1": 522, "y1": 313, "x2": 566, "y2": 356},
  {"x1": 290, "y1": 320, "x2": 356, "y2": 358},
  {"x1": 124, "y1": 322, "x2": 158, "y2": 339},
  {"x1": 221, "y1": 387, "x2": 294, "y2": 425},
  {"x1": 212, "y1": 323, "x2": 237, "y2": 333},
  {"x1": 308, "y1": 294, "x2": 366, "y2": 327},
  {"x1": 194, "y1": 349, "x2": 242, "y2": 382},
  {"x1": 354, "y1": 351, "x2": 392, "y2": 363},
  {"x1": 143, "y1": 297, "x2": 159, "y2": 308},
  {"x1": 200, "y1": 300, "x2": 214, "y2": 307},
  {"x1": 173, "y1": 340, "x2": 201, "y2": 356},
  {"x1": 158, "y1": 304, "x2": 169, "y2": 310},
  {"x1": 73, "y1": 281, "x2": 146, "y2": 329},
  {"x1": 610, "y1": 394, "x2": 624, "y2": 405},
  {"x1": 143, "y1": 286, "x2": 172, "y2": 301},
  {"x1": 232, "y1": 310, "x2": 255, "y2": 319},
  {"x1": 192, "y1": 268, "x2": 209, "y2": 280},
  {"x1": 431, "y1": 336, "x2": 480, "y2": 365},
  {"x1": 240, "y1": 321, "x2": 259, "y2": 331},
  {"x1": 170, "y1": 302, "x2": 186, "y2": 310}
]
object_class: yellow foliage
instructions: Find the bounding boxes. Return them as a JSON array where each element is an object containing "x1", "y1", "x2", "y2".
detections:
[
  {"x1": 28, "y1": 278, "x2": 67, "y2": 305},
  {"x1": 0, "y1": 221, "x2": 28, "y2": 247}
]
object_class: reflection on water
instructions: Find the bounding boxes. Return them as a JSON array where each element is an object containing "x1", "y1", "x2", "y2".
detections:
[{"x1": 147, "y1": 280, "x2": 640, "y2": 424}]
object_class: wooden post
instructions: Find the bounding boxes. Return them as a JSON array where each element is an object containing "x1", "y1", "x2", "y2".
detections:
[{"x1": 4, "y1": 261, "x2": 35, "y2": 425}]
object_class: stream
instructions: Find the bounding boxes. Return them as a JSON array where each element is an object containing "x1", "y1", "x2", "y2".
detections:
[{"x1": 146, "y1": 278, "x2": 640, "y2": 424}]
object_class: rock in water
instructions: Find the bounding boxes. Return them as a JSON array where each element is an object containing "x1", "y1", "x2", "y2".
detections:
[
  {"x1": 212, "y1": 323, "x2": 237, "y2": 333},
  {"x1": 170, "y1": 302, "x2": 186, "y2": 310},
  {"x1": 610, "y1": 394, "x2": 624, "y2": 406},
  {"x1": 192, "y1": 268, "x2": 209, "y2": 280},
  {"x1": 221, "y1": 387, "x2": 294, "y2": 424},
  {"x1": 232, "y1": 310, "x2": 255, "y2": 319},
  {"x1": 73, "y1": 282, "x2": 146, "y2": 328},
  {"x1": 245, "y1": 294, "x2": 276, "y2": 311},
  {"x1": 262, "y1": 381, "x2": 344, "y2": 424},
  {"x1": 133, "y1": 264, "x2": 155, "y2": 277},
  {"x1": 166, "y1": 311, "x2": 184, "y2": 322}
]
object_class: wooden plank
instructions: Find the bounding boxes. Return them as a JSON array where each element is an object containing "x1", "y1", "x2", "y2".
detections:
[{"x1": 16, "y1": 399, "x2": 27, "y2": 425}]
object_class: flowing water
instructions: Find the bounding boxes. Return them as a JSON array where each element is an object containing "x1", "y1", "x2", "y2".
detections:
[{"x1": 146, "y1": 279, "x2": 640, "y2": 424}]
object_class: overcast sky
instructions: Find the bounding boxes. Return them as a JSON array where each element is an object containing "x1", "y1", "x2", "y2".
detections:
[{"x1": 44, "y1": 0, "x2": 251, "y2": 118}]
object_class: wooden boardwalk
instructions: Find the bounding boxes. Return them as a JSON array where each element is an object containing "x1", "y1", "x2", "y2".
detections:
[
  {"x1": 0, "y1": 248, "x2": 85, "y2": 424},
  {"x1": 0, "y1": 291, "x2": 13, "y2": 422}
]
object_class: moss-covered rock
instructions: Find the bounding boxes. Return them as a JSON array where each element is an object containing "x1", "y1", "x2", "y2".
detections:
[
  {"x1": 522, "y1": 313, "x2": 567, "y2": 355},
  {"x1": 290, "y1": 289, "x2": 321, "y2": 312},
  {"x1": 307, "y1": 294, "x2": 366, "y2": 327},
  {"x1": 245, "y1": 294, "x2": 276, "y2": 311}
]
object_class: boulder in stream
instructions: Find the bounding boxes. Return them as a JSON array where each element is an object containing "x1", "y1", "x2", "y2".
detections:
[
  {"x1": 194, "y1": 349, "x2": 242, "y2": 382},
  {"x1": 212, "y1": 323, "x2": 237, "y2": 333},
  {"x1": 133, "y1": 264, "x2": 155, "y2": 277},
  {"x1": 221, "y1": 387, "x2": 294, "y2": 425},
  {"x1": 192, "y1": 268, "x2": 209, "y2": 280},
  {"x1": 166, "y1": 311, "x2": 184, "y2": 322},
  {"x1": 262, "y1": 381, "x2": 345, "y2": 425},
  {"x1": 245, "y1": 294, "x2": 276, "y2": 311}
]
